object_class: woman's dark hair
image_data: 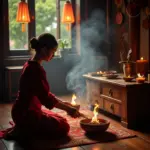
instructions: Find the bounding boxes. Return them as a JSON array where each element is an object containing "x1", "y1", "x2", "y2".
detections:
[{"x1": 30, "y1": 33, "x2": 58, "y2": 52}]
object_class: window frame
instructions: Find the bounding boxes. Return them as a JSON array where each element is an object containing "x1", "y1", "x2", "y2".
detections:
[{"x1": 5, "y1": 0, "x2": 64, "y2": 57}]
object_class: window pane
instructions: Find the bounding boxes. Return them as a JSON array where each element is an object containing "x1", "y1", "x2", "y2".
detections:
[
  {"x1": 9, "y1": 0, "x2": 28, "y2": 50},
  {"x1": 35, "y1": 0, "x2": 57, "y2": 37},
  {"x1": 60, "y1": 1, "x2": 71, "y2": 48}
]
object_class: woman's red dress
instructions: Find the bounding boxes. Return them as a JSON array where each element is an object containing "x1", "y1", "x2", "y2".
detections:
[{"x1": 11, "y1": 60, "x2": 70, "y2": 139}]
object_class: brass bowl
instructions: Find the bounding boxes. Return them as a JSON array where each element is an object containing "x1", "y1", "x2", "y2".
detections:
[
  {"x1": 123, "y1": 77, "x2": 134, "y2": 82},
  {"x1": 80, "y1": 118, "x2": 110, "y2": 133}
]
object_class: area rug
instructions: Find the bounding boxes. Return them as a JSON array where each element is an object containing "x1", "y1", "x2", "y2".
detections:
[{"x1": 28, "y1": 107, "x2": 136, "y2": 149}]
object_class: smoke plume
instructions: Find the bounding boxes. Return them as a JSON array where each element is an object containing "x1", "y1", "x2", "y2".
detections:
[{"x1": 65, "y1": 10, "x2": 108, "y2": 97}]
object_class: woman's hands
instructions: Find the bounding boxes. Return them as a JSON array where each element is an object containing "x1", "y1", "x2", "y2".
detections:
[
  {"x1": 55, "y1": 99, "x2": 86, "y2": 118},
  {"x1": 64, "y1": 102, "x2": 81, "y2": 118}
]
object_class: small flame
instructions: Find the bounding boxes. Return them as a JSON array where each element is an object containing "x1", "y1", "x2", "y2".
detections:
[
  {"x1": 137, "y1": 73, "x2": 144, "y2": 78},
  {"x1": 140, "y1": 57, "x2": 144, "y2": 60},
  {"x1": 91, "y1": 103, "x2": 100, "y2": 124},
  {"x1": 97, "y1": 71, "x2": 103, "y2": 74},
  {"x1": 127, "y1": 75, "x2": 131, "y2": 78},
  {"x1": 66, "y1": 16, "x2": 71, "y2": 21},
  {"x1": 71, "y1": 94, "x2": 76, "y2": 106}
]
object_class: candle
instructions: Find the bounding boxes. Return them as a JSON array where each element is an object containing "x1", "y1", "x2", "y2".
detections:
[
  {"x1": 71, "y1": 94, "x2": 80, "y2": 110},
  {"x1": 127, "y1": 75, "x2": 131, "y2": 78},
  {"x1": 96, "y1": 71, "x2": 103, "y2": 75},
  {"x1": 136, "y1": 57, "x2": 148, "y2": 76}
]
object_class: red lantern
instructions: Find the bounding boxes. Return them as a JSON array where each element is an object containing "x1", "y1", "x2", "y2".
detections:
[
  {"x1": 116, "y1": 12, "x2": 123, "y2": 25},
  {"x1": 61, "y1": 0, "x2": 75, "y2": 31},
  {"x1": 16, "y1": 0, "x2": 30, "y2": 32}
]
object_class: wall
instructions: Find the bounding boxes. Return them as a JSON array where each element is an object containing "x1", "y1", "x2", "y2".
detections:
[
  {"x1": 3, "y1": 56, "x2": 74, "y2": 101},
  {"x1": 111, "y1": 0, "x2": 149, "y2": 72},
  {"x1": 0, "y1": 0, "x2": 5, "y2": 101},
  {"x1": 111, "y1": 1, "x2": 130, "y2": 71},
  {"x1": 140, "y1": 10, "x2": 149, "y2": 59}
]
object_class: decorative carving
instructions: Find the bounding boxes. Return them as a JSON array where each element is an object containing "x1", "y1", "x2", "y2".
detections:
[{"x1": 126, "y1": 1, "x2": 141, "y2": 18}]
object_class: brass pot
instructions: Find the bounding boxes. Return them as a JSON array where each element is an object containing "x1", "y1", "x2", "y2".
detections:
[{"x1": 119, "y1": 61, "x2": 135, "y2": 77}]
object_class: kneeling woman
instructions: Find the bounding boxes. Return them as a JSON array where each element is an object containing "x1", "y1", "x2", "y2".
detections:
[{"x1": 8, "y1": 33, "x2": 80, "y2": 139}]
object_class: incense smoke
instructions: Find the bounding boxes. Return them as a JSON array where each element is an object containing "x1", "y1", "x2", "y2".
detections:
[{"x1": 65, "y1": 10, "x2": 109, "y2": 96}]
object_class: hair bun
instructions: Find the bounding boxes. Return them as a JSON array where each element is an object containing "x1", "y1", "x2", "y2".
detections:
[{"x1": 30, "y1": 37, "x2": 38, "y2": 49}]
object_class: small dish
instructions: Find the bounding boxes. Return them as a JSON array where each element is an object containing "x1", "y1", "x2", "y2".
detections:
[
  {"x1": 123, "y1": 77, "x2": 134, "y2": 82},
  {"x1": 90, "y1": 72, "x2": 104, "y2": 77},
  {"x1": 136, "y1": 78, "x2": 145, "y2": 83},
  {"x1": 104, "y1": 70, "x2": 117, "y2": 74},
  {"x1": 72, "y1": 104, "x2": 80, "y2": 110},
  {"x1": 105, "y1": 74, "x2": 118, "y2": 79}
]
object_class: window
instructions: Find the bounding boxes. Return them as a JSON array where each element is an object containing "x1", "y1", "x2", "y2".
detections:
[
  {"x1": 9, "y1": 0, "x2": 28, "y2": 51},
  {"x1": 7, "y1": 0, "x2": 73, "y2": 56}
]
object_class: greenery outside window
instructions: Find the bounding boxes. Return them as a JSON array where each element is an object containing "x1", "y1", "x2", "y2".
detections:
[{"x1": 35, "y1": 0, "x2": 57, "y2": 37}]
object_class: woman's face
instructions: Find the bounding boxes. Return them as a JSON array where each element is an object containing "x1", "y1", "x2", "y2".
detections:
[{"x1": 42, "y1": 47, "x2": 57, "y2": 61}]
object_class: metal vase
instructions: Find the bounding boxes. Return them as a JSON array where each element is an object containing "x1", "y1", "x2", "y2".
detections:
[{"x1": 123, "y1": 63, "x2": 133, "y2": 77}]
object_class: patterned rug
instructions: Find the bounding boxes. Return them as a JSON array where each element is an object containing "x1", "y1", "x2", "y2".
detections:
[{"x1": 29, "y1": 107, "x2": 136, "y2": 149}]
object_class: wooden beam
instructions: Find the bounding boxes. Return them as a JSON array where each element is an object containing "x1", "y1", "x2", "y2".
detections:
[
  {"x1": 106, "y1": 0, "x2": 112, "y2": 68},
  {"x1": 128, "y1": 3, "x2": 140, "y2": 61},
  {"x1": 56, "y1": 0, "x2": 60, "y2": 39},
  {"x1": 148, "y1": 0, "x2": 150, "y2": 69}
]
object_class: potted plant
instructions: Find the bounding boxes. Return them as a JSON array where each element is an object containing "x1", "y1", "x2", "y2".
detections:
[{"x1": 57, "y1": 39, "x2": 71, "y2": 56}]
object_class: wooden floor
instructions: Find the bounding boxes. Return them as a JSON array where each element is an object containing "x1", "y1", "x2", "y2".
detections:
[{"x1": 0, "y1": 95, "x2": 150, "y2": 150}]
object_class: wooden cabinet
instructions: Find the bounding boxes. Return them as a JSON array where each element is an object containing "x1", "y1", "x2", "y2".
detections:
[
  {"x1": 5, "y1": 66, "x2": 23, "y2": 101},
  {"x1": 101, "y1": 83, "x2": 122, "y2": 100},
  {"x1": 103, "y1": 98, "x2": 121, "y2": 116},
  {"x1": 83, "y1": 74, "x2": 150, "y2": 129}
]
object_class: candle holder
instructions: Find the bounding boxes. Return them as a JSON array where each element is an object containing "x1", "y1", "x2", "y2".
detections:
[
  {"x1": 72, "y1": 104, "x2": 80, "y2": 110},
  {"x1": 119, "y1": 61, "x2": 135, "y2": 77},
  {"x1": 136, "y1": 77, "x2": 145, "y2": 83},
  {"x1": 123, "y1": 76, "x2": 134, "y2": 82},
  {"x1": 80, "y1": 118, "x2": 110, "y2": 133},
  {"x1": 90, "y1": 71, "x2": 104, "y2": 77}
]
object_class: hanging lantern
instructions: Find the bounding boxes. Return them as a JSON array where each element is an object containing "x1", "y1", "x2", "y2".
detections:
[
  {"x1": 16, "y1": 0, "x2": 30, "y2": 32},
  {"x1": 61, "y1": 0, "x2": 75, "y2": 31}
]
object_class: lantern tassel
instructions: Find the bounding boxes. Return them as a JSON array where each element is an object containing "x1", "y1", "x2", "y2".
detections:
[
  {"x1": 66, "y1": 24, "x2": 71, "y2": 31},
  {"x1": 22, "y1": 23, "x2": 26, "y2": 32}
]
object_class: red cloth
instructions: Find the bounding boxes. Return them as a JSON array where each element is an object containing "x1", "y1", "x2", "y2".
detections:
[{"x1": 0, "y1": 60, "x2": 70, "y2": 139}]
